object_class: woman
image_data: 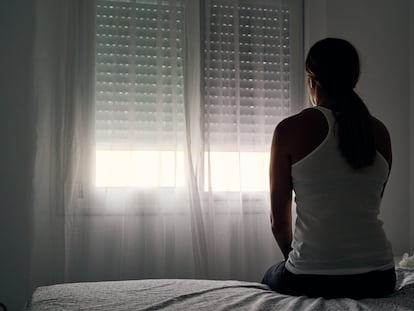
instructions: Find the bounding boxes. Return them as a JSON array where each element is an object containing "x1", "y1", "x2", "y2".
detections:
[{"x1": 262, "y1": 38, "x2": 396, "y2": 299}]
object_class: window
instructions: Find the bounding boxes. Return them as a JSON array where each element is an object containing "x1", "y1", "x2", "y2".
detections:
[
  {"x1": 94, "y1": 0, "x2": 303, "y2": 190},
  {"x1": 95, "y1": 0, "x2": 186, "y2": 187},
  {"x1": 203, "y1": 0, "x2": 303, "y2": 191}
]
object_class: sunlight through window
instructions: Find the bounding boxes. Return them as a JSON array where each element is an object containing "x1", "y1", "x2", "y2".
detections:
[
  {"x1": 205, "y1": 152, "x2": 270, "y2": 192},
  {"x1": 96, "y1": 150, "x2": 185, "y2": 188},
  {"x1": 96, "y1": 151, "x2": 270, "y2": 191}
]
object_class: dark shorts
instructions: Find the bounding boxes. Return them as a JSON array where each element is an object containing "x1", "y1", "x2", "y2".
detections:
[{"x1": 262, "y1": 261, "x2": 396, "y2": 299}]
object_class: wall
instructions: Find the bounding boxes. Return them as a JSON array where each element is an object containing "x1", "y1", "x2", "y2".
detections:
[
  {"x1": 0, "y1": 1, "x2": 35, "y2": 310},
  {"x1": 410, "y1": 0, "x2": 414, "y2": 253},
  {"x1": 305, "y1": 0, "x2": 411, "y2": 256}
]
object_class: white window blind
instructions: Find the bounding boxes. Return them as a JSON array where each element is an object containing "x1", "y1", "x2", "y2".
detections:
[
  {"x1": 95, "y1": 0, "x2": 185, "y2": 150},
  {"x1": 94, "y1": 0, "x2": 303, "y2": 189},
  {"x1": 204, "y1": 0, "x2": 293, "y2": 150}
]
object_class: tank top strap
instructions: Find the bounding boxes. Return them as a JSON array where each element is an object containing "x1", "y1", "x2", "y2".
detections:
[{"x1": 313, "y1": 106, "x2": 335, "y2": 136}]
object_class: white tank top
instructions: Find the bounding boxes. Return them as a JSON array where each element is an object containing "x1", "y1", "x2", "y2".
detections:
[{"x1": 285, "y1": 106, "x2": 394, "y2": 275}]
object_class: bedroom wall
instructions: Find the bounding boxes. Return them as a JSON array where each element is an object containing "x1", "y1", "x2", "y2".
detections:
[
  {"x1": 409, "y1": 0, "x2": 414, "y2": 253},
  {"x1": 0, "y1": 1, "x2": 36, "y2": 310},
  {"x1": 305, "y1": 0, "x2": 411, "y2": 256}
]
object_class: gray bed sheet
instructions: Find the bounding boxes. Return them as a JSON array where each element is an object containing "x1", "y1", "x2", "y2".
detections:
[{"x1": 26, "y1": 268, "x2": 414, "y2": 311}]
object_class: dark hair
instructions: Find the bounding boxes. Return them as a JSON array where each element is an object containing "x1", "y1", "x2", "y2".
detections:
[{"x1": 305, "y1": 38, "x2": 375, "y2": 169}]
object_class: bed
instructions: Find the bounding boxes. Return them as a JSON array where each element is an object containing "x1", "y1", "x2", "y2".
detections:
[{"x1": 26, "y1": 267, "x2": 414, "y2": 311}]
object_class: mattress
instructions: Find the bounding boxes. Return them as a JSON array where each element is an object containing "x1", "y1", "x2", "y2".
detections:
[{"x1": 26, "y1": 268, "x2": 414, "y2": 311}]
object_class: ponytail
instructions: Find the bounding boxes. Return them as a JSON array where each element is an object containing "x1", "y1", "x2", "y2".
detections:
[
  {"x1": 306, "y1": 38, "x2": 376, "y2": 169},
  {"x1": 332, "y1": 90, "x2": 376, "y2": 169}
]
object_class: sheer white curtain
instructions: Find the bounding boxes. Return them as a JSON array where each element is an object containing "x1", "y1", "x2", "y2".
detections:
[
  {"x1": 30, "y1": 0, "x2": 96, "y2": 288},
  {"x1": 31, "y1": 0, "x2": 302, "y2": 289}
]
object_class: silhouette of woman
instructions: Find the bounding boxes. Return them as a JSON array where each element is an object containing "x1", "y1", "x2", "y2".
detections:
[{"x1": 262, "y1": 38, "x2": 396, "y2": 299}]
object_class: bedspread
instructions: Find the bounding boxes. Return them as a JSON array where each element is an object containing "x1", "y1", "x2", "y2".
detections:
[{"x1": 26, "y1": 268, "x2": 414, "y2": 311}]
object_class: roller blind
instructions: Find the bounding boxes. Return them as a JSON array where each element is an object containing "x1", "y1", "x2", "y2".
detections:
[
  {"x1": 96, "y1": 0, "x2": 301, "y2": 151},
  {"x1": 95, "y1": 0, "x2": 185, "y2": 150},
  {"x1": 204, "y1": 0, "x2": 292, "y2": 150}
]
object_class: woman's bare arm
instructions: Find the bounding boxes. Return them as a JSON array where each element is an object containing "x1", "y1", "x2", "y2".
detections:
[{"x1": 269, "y1": 120, "x2": 293, "y2": 260}]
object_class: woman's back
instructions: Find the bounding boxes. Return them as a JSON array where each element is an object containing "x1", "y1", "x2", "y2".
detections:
[
  {"x1": 283, "y1": 106, "x2": 392, "y2": 168},
  {"x1": 284, "y1": 106, "x2": 394, "y2": 275}
]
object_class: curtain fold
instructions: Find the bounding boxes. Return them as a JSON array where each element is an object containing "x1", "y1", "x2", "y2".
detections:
[
  {"x1": 31, "y1": 0, "x2": 295, "y2": 290},
  {"x1": 182, "y1": 0, "x2": 210, "y2": 278},
  {"x1": 31, "y1": 0, "x2": 96, "y2": 289}
]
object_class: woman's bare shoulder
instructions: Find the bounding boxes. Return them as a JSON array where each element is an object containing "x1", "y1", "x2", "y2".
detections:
[
  {"x1": 276, "y1": 108, "x2": 324, "y2": 131},
  {"x1": 371, "y1": 116, "x2": 390, "y2": 136},
  {"x1": 274, "y1": 108, "x2": 329, "y2": 164}
]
